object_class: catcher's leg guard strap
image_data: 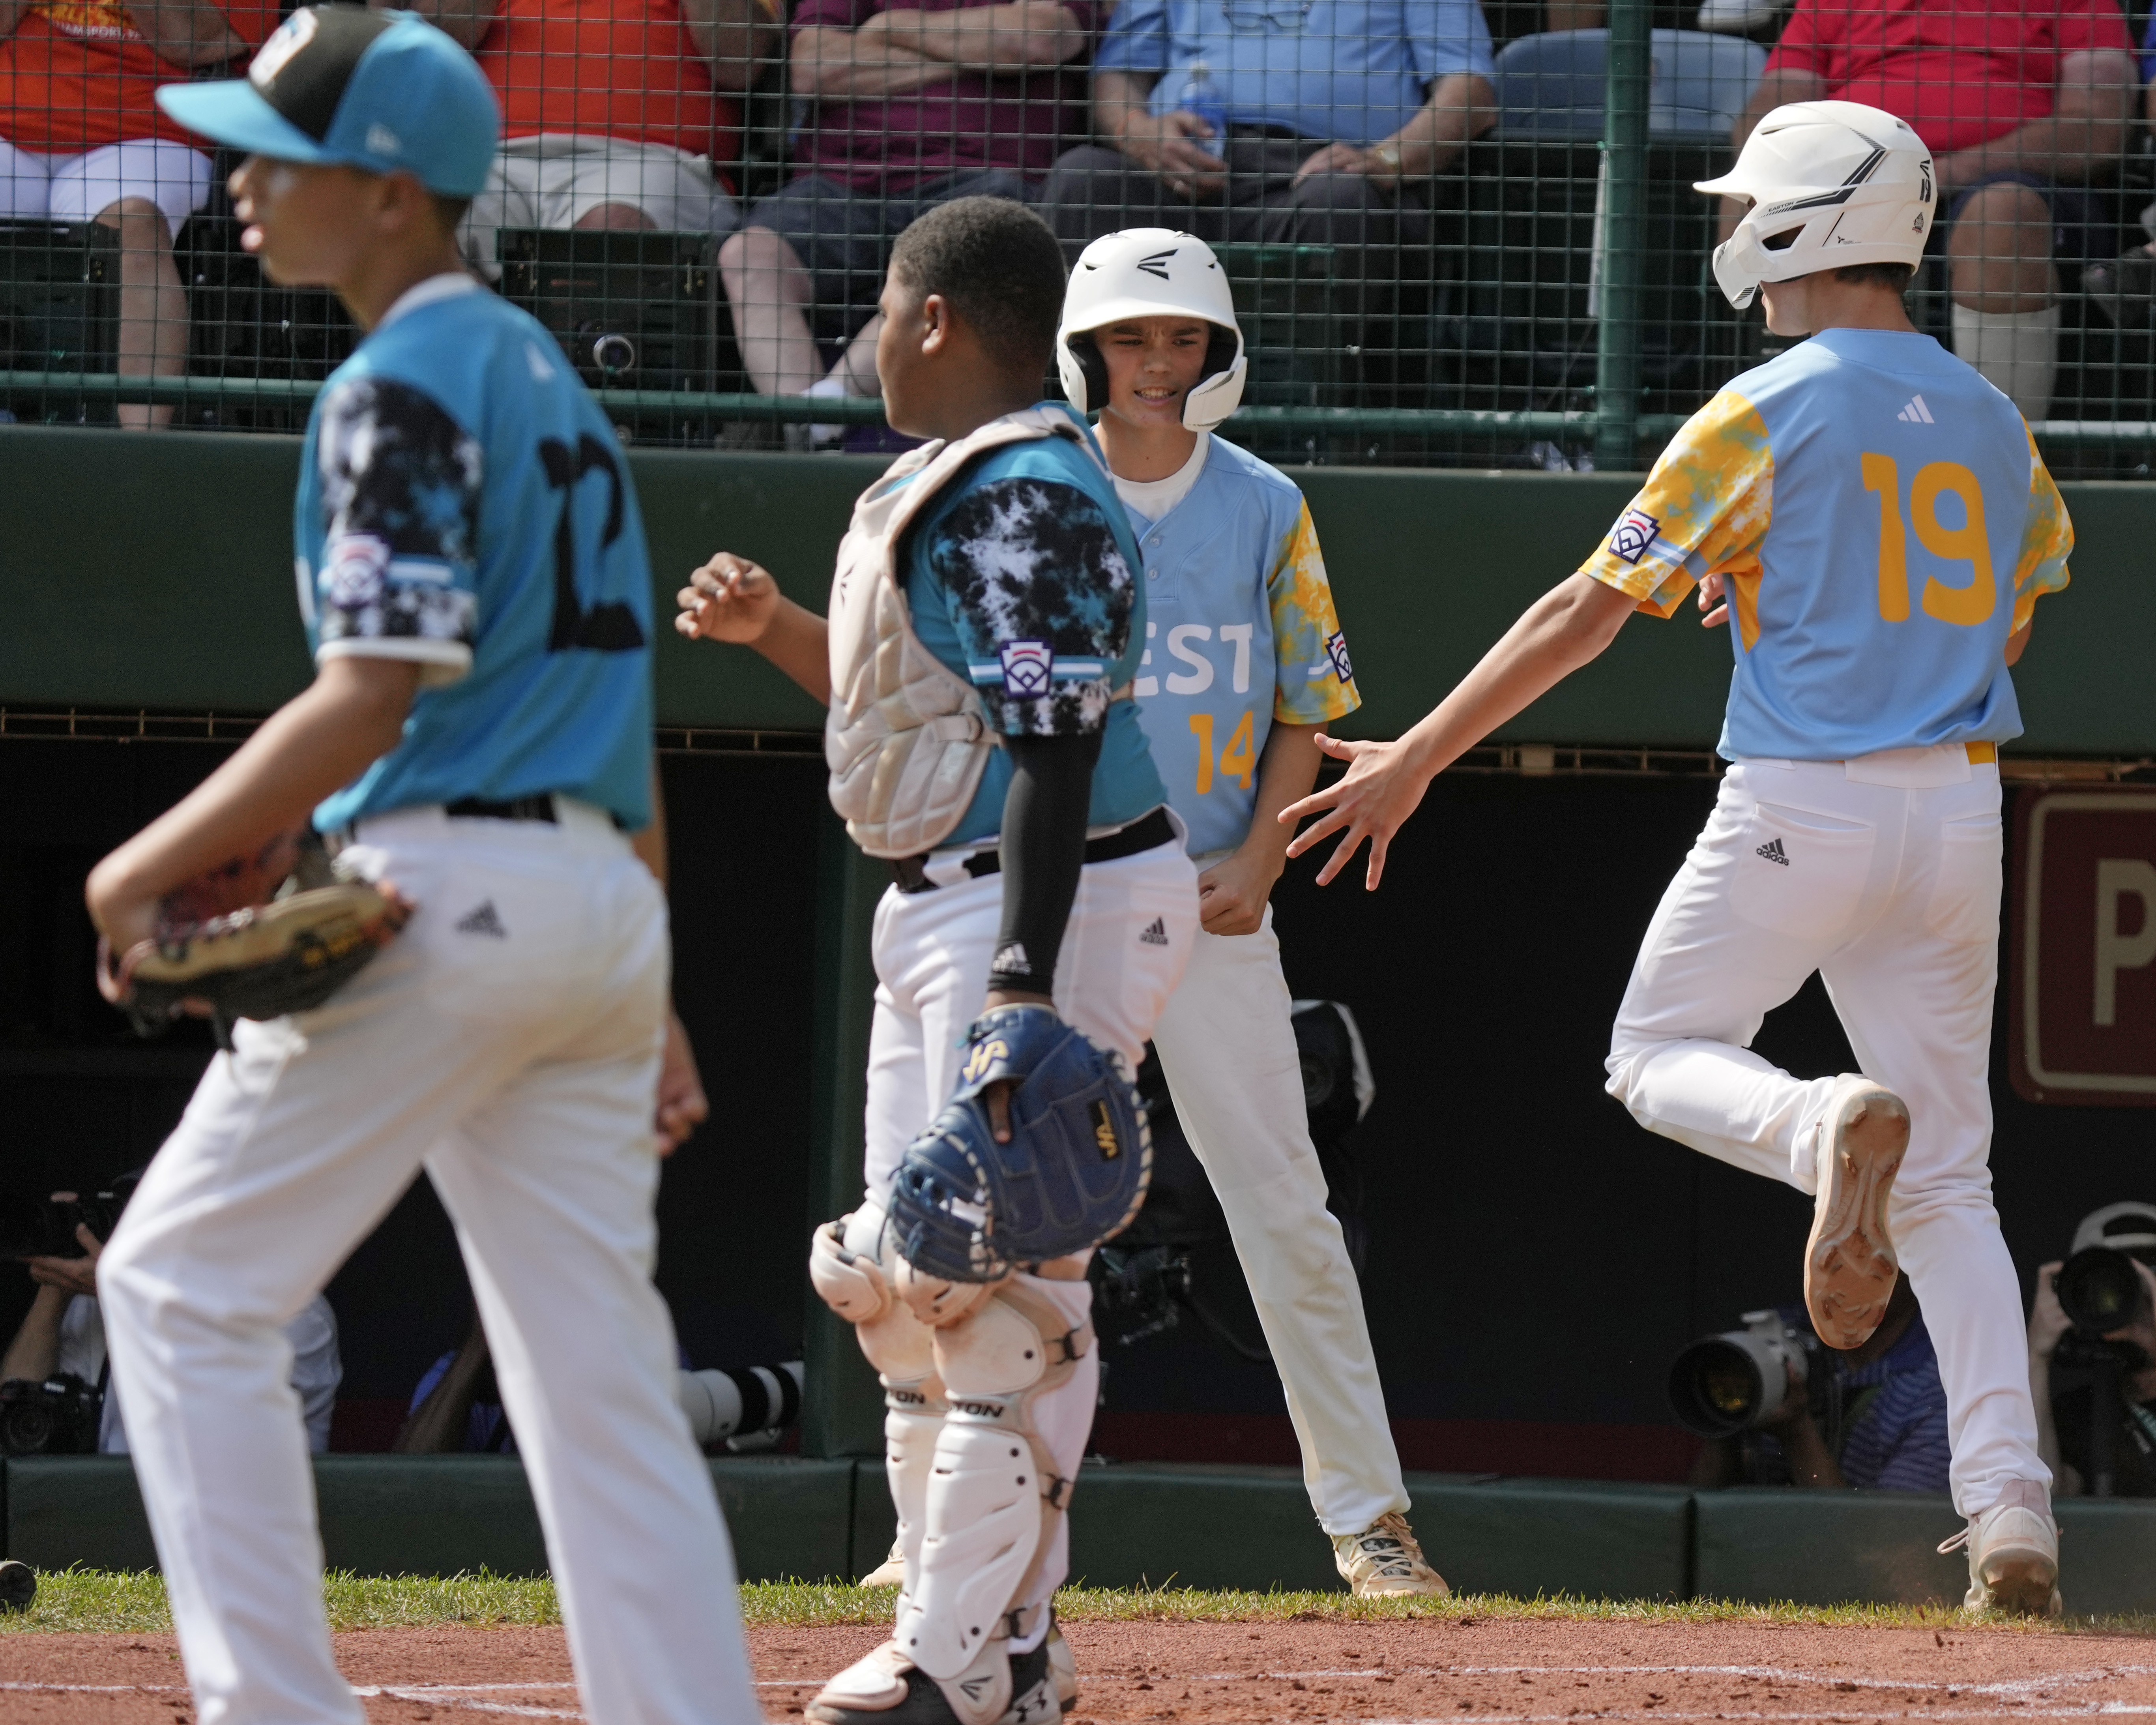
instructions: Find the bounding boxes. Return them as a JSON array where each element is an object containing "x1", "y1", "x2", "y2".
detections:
[{"x1": 898, "y1": 1280, "x2": 1093, "y2": 1679}]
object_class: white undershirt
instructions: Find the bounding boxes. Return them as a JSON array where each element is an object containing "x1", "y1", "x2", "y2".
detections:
[{"x1": 1112, "y1": 435, "x2": 1209, "y2": 524}]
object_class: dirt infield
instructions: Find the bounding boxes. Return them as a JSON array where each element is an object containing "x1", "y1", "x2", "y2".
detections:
[{"x1": 6, "y1": 1615, "x2": 2156, "y2": 1723}]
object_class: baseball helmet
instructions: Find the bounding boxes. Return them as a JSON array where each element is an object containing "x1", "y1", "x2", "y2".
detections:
[
  {"x1": 1056, "y1": 228, "x2": 1246, "y2": 431},
  {"x1": 1694, "y1": 100, "x2": 1935, "y2": 310},
  {"x1": 887, "y1": 1005, "x2": 1152, "y2": 1282}
]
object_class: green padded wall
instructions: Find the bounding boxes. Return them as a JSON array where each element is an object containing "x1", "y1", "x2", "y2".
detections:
[{"x1": 2, "y1": 430, "x2": 2150, "y2": 751}]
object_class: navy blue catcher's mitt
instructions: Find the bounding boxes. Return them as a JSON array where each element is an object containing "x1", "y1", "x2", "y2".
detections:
[{"x1": 888, "y1": 1004, "x2": 1151, "y2": 1282}]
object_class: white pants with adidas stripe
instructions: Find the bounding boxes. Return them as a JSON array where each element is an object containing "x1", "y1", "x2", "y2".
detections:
[
  {"x1": 1603, "y1": 747, "x2": 2047, "y2": 1518},
  {"x1": 97, "y1": 804, "x2": 760, "y2": 1725},
  {"x1": 1149, "y1": 903, "x2": 1411, "y2": 1537},
  {"x1": 861, "y1": 832, "x2": 1198, "y2": 1644}
]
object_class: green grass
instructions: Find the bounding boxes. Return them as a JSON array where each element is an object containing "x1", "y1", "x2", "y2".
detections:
[{"x1": 6, "y1": 1573, "x2": 2153, "y2": 1637}]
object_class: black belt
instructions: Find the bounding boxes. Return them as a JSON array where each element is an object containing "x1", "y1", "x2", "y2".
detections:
[
  {"x1": 891, "y1": 807, "x2": 1175, "y2": 895},
  {"x1": 1230, "y1": 122, "x2": 1314, "y2": 142},
  {"x1": 447, "y1": 794, "x2": 559, "y2": 823}
]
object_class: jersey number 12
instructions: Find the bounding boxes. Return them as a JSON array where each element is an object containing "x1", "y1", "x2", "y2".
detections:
[
  {"x1": 542, "y1": 433, "x2": 646, "y2": 652},
  {"x1": 1859, "y1": 454, "x2": 1996, "y2": 627}
]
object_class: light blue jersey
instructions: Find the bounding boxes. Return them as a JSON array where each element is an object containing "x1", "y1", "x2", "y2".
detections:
[
  {"x1": 299, "y1": 276, "x2": 655, "y2": 833},
  {"x1": 1095, "y1": 0, "x2": 1493, "y2": 147},
  {"x1": 1581, "y1": 329, "x2": 2073, "y2": 762},
  {"x1": 902, "y1": 409, "x2": 1169, "y2": 847},
  {"x1": 1120, "y1": 437, "x2": 1359, "y2": 858}
]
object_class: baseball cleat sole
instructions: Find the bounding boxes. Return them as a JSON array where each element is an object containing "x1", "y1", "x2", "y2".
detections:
[{"x1": 1805, "y1": 1077, "x2": 1907, "y2": 1350}]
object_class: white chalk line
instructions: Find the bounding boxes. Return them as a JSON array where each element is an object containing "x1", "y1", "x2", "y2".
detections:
[{"x1": 1134, "y1": 1667, "x2": 2156, "y2": 1701}]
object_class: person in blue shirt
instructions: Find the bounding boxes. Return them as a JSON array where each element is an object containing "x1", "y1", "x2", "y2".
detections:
[
  {"x1": 80, "y1": 13, "x2": 763, "y2": 1724},
  {"x1": 1691, "y1": 1278, "x2": 1953, "y2": 1494},
  {"x1": 1281, "y1": 102, "x2": 2073, "y2": 1615},
  {"x1": 1034, "y1": 0, "x2": 1493, "y2": 261},
  {"x1": 679, "y1": 196, "x2": 1196, "y2": 1725}
]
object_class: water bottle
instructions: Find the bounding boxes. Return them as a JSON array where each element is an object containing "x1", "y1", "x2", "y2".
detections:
[{"x1": 1173, "y1": 59, "x2": 1226, "y2": 139}]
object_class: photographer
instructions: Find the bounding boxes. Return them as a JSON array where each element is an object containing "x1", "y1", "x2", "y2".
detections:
[
  {"x1": 2, "y1": 1190, "x2": 341, "y2": 1455},
  {"x1": 2029, "y1": 1202, "x2": 2156, "y2": 1498},
  {"x1": 1688, "y1": 1274, "x2": 1950, "y2": 1493}
]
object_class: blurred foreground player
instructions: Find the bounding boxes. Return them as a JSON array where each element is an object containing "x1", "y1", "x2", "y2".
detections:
[
  {"x1": 1052, "y1": 227, "x2": 1441, "y2": 1595},
  {"x1": 1280, "y1": 101, "x2": 2074, "y2": 1614},
  {"x1": 678, "y1": 197, "x2": 1198, "y2": 1723},
  {"x1": 83, "y1": 12, "x2": 761, "y2": 1722}
]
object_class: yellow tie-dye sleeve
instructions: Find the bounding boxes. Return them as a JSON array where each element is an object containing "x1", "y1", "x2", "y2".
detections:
[
  {"x1": 1267, "y1": 498, "x2": 1361, "y2": 725},
  {"x1": 2011, "y1": 425, "x2": 2072, "y2": 636},
  {"x1": 1578, "y1": 388, "x2": 1775, "y2": 619}
]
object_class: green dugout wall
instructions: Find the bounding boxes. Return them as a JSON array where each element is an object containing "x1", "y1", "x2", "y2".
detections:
[{"x1": 5, "y1": 428, "x2": 2150, "y2": 751}]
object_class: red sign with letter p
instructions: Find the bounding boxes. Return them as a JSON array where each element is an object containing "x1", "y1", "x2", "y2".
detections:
[{"x1": 2011, "y1": 787, "x2": 2156, "y2": 1106}]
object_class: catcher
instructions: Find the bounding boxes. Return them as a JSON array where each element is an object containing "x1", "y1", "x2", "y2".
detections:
[
  {"x1": 678, "y1": 196, "x2": 1197, "y2": 1725},
  {"x1": 82, "y1": 12, "x2": 761, "y2": 1725}
]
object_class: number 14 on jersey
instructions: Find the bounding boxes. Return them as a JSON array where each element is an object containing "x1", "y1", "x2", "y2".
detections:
[{"x1": 1187, "y1": 711, "x2": 1257, "y2": 795}]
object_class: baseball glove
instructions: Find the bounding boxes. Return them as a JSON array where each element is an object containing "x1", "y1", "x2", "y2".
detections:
[{"x1": 96, "y1": 829, "x2": 411, "y2": 1042}]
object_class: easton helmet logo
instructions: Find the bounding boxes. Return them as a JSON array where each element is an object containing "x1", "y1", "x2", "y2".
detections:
[{"x1": 1136, "y1": 247, "x2": 1177, "y2": 281}]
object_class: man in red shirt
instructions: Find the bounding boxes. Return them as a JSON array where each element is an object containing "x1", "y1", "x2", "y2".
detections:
[
  {"x1": 714, "y1": 0, "x2": 1100, "y2": 441},
  {"x1": 402, "y1": 0, "x2": 779, "y2": 273},
  {"x1": 1726, "y1": 0, "x2": 2137, "y2": 421},
  {"x1": 0, "y1": 0, "x2": 278, "y2": 426}
]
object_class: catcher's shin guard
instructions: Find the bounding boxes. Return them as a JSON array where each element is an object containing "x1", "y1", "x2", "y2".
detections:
[
  {"x1": 811, "y1": 1211, "x2": 947, "y2": 1603},
  {"x1": 897, "y1": 1279, "x2": 1092, "y2": 1680}
]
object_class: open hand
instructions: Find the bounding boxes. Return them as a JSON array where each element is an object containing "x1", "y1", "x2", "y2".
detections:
[
  {"x1": 1293, "y1": 142, "x2": 1374, "y2": 184},
  {"x1": 1117, "y1": 111, "x2": 1228, "y2": 199},
  {"x1": 1696, "y1": 570, "x2": 1730, "y2": 631},
  {"x1": 676, "y1": 553, "x2": 781, "y2": 646},
  {"x1": 2029, "y1": 1261, "x2": 2070, "y2": 1362},
  {"x1": 1278, "y1": 733, "x2": 1432, "y2": 891},
  {"x1": 27, "y1": 1212, "x2": 103, "y2": 1299},
  {"x1": 654, "y1": 1008, "x2": 708, "y2": 1153}
]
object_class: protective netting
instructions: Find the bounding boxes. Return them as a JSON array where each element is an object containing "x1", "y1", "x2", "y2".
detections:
[{"x1": 0, "y1": 0, "x2": 2151, "y2": 473}]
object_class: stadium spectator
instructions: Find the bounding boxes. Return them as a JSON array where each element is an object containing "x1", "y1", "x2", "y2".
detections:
[
  {"x1": 715, "y1": 0, "x2": 1098, "y2": 430},
  {"x1": 1, "y1": 1193, "x2": 340, "y2": 1453},
  {"x1": 393, "y1": 0, "x2": 782, "y2": 274},
  {"x1": 1030, "y1": 0, "x2": 1494, "y2": 270},
  {"x1": 1725, "y1": 0, "x2": 2137, "y2": 422},
  {"x1": 0, "y1": 0, "x2": 279, "y2": 427},
  {"x1": 1688, "y1": 1276, "x2": 1951, "y2": 1493}
]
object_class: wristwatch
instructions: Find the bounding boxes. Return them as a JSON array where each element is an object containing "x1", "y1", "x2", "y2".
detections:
[{"x1": 1368, "y1": 143, "x2": 1405, "y2": 180}]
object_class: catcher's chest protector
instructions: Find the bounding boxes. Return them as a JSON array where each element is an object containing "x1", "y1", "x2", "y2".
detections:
[{"x1": 825, "y1": 408, "x2": 1099, "y2": 860}]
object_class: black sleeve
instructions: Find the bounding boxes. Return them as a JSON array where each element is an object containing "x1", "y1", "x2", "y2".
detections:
[{"x1": 986, "y1": 730, "x2": 1103, "y2": 997}]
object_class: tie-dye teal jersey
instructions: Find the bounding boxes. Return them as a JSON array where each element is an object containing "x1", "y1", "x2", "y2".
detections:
[{"x1": 902, "y1": 407, "x2": 1169, "y2": 847}]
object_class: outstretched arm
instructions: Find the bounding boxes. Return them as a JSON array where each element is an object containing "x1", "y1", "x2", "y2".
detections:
[
  {"x1": 677, "y1": 552, "x2": 833, "y2": 702},
  {"x1": 1279, "y1": 573, "x2": 1637, "y2": 890}
]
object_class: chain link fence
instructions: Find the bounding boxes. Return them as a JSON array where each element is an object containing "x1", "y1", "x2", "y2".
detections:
[{"x1": 0, "y1": 0, "x2": 2150, "y2": 471}]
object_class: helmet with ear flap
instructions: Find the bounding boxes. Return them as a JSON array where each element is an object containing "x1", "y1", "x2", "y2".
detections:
[{"x1": 1055, "y1": 226, "x2": 1248, "y2": 431}]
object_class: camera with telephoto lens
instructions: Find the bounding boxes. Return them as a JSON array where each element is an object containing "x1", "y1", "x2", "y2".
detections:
[
  {"x1": 0, "y1": 1374, "x2": 101, "y2": 1455},
  {"x1": 0, "y1": 1175, "x2": 137, "y2": 1262},
  {"x1": 2052, "y1": 1246, "x2": 2153, "y2": 1376},
  {"x1": 1667, "y1": 1309, "x2": 1828, "y2": 1437}
]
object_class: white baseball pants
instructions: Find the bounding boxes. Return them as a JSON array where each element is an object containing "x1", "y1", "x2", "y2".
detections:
[
  {"x1": 97, "y1": 804, "x2": 760, "y2": 1725},
  {"x1": 861, "y1": 833, "x2": 1198, "y2": 1645},
  {"x1": 1604, "y1": 746, "x2": 2047, "y2": 1517},
  {"x1": 1150, "y1": 905, "x2": 1409, "y2": 1536}
]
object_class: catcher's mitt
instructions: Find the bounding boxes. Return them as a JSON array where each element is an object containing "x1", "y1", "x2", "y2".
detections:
[{"x1": 97, "y1": 832, "x2": 411, "y2": 1042}]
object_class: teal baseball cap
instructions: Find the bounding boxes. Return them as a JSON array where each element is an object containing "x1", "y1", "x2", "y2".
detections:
[{"x1": 156, "y1": 6, "x2": 500, "y2": 198}]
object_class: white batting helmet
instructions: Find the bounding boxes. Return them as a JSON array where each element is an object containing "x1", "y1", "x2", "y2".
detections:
[
  {"x1": 1056, "y1": 228, "x2": 1246, "y2": 431},
  {"x1": 1694, "y1": 100, "x2": 1935, "y2": 310}
]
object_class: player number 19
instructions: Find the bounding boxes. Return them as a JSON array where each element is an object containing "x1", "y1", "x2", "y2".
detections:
[
  {"x1": 1858, "y1": 454, "x2": 1996, "y2": 627},
  {"x1": 1186, "y1": 712, "x2": 1257, "y2": 796}
]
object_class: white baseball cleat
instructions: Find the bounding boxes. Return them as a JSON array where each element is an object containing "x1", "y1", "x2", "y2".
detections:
[
  {"x1": 1939, "y1": 1481, "x2": 2062, "y2": 1617},
  {"x1": 808, "y1": 1638, "x2": 1058, "y2": 1725},
  {"x1": 860, "y1": 1538, "x2": 906, "y2": 1588},
  {"x1": 1804, "y1": 1075, "x2": 1909, "y2": 1350},
  {"x1": 1332, "y1": 1511, "x2": 1450, "y2": 1597}
]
